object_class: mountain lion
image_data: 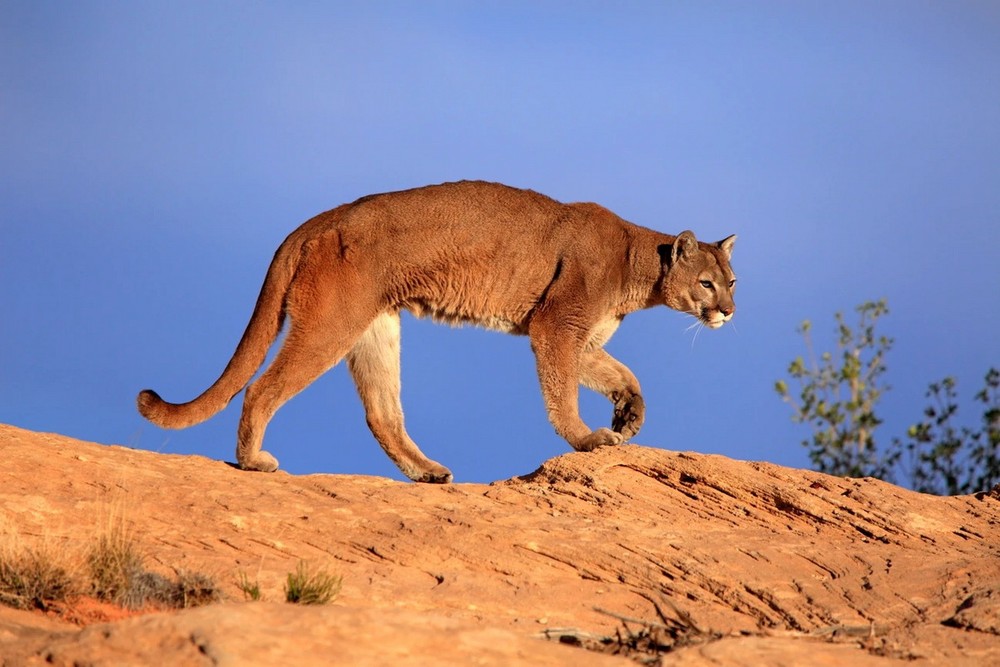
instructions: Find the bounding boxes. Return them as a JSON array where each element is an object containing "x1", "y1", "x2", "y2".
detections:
[{"x1": 137, "y1": 181, "x2": 737, "y2": 482}]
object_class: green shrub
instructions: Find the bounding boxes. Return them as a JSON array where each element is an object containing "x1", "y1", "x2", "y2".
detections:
[
  {"x1": 778, "y1": 299, "x2": 999, "y2": 494},
  {"x1": 775, "y1": 300, "x2": 896, "y2": 479}
]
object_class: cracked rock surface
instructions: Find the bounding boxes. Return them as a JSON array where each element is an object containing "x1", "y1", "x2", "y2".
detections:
[{"x1": 1, "y1": 423, "x2": 997, "y2": 665}]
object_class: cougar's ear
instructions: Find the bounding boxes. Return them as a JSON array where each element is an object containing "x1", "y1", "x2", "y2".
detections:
[
  {"x1": 717, "y1": 234, "x2": 737, "y2": 260},
  {"x1": 670, "y1": 230, "x2": 699, "y2": 265}
]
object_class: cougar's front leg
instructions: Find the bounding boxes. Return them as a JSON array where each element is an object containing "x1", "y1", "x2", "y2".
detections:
[
  {"x1": 529, "y1": 319, "x2": 624, "y2": 452},
  {"x1": 579, "y1": 348, "x2": 645, "y2": 440}
]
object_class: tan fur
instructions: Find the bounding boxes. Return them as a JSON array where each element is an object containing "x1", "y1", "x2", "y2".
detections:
[{"x1": 137, "y1": 180, "x2": 737, "y2": 482}]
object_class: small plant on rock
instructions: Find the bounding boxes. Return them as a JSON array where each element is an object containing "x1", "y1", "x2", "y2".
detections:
[
  {"x1": 0, "y1": 542, "x2": 80, "y2": 611},
  {"x1": 87, "y1": 524, "x2": 146, "y2": 606},
  {"x1": 237, "y1": 570, "x2": 263, "y2": 601},
  {"x1": 284, "y1": 560, "x2": 341, "y2": 605}
]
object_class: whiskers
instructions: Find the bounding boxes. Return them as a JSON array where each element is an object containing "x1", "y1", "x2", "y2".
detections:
[
  {"x1": 683, "y1": 313, "x2": 705, "y2": 348},
  {"x1": 681, "y1": 310, "x2": 738, "y2": 347}
]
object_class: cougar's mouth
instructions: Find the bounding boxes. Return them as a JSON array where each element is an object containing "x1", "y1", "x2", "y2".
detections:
[{"x1": 701, "y1": 309, "x2": 731, "y2": 329}]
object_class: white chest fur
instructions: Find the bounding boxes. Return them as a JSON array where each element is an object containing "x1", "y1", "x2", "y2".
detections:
[{"x1": 586, "y1": 316, "x2": 622, "y2": 350}]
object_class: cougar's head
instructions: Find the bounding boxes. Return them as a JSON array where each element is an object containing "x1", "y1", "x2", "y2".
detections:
[{"x1": 659, "y1": 231, "x2": 737, "y2": 329}]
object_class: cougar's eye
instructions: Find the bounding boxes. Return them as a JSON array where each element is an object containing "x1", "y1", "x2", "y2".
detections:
[
  {"x1": 700, "y1": 280, "x2": 713, "y2": 290},
  {"x1": 729, "y1": 279, "x2": 736, "y2": 288}
]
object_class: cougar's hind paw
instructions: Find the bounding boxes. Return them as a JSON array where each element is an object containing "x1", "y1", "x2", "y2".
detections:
[
  {"x1": 239, "y1": 450, "x2": 280, "y2": 473},
  {"x1": 411, "y1": 461, "x2": 454, "y2": 484}
]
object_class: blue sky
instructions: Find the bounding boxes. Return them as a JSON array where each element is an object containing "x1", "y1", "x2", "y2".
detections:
[{"x1": 2, "y1": 2, "x2": 998, "y2": 484}]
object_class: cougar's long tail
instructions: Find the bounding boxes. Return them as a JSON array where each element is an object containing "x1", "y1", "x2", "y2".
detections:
[{"x1": 136, "y1": 233, "x2": 304, "y2": 429}]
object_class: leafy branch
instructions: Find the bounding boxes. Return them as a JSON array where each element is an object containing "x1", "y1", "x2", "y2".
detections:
[
  {"x1": 896, "y1": 369, "x2": 1000, "y2": 495},
  {"x1": 775, "y1": 300, "x2": 896, "y2": 480},
  {"x1": 776, "y1": 299, "x2": 998, "y2": 494}
]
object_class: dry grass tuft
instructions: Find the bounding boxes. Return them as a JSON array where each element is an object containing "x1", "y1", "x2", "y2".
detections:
[
  {"x1": 0, "y1": 541, "x2": 82, "y2": 611},
  {"x1": 237, "y1": 570, "x2": 263, "y2": 601},
  {"x1": 87, "y1": 522, "x2": 146, "y2": 607},
  {"x1": 173, "y1": 569, "x2": 222, "y2": 608},
  {"x1": 0, "y1": 503, "x2": 221, "y2": 618},
  {"x1": 284, "y1": 560, "x2": 341, "y2": 605}
]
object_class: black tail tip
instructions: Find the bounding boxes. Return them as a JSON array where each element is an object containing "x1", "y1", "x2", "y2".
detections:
[{"x1": 136, "y1": 389, "x2": 162, "y2": 419}]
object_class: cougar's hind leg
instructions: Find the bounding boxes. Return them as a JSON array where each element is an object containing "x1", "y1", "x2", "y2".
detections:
[
  {"x1": 236, "y1": 255, "x2": 374, "y2": 472},
  {"x1": 236, "y1": 322, "x2": 357, "y2": 471},
  {"x1": 347, "y1": 312, "x2": 453, "y2": 483}
]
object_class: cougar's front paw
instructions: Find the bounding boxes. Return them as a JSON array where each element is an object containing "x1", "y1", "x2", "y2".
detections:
[
  {"x1": 612, "y1": 393, "x2": 645, "y2": 440},
  {"x1": 573, "y1": 428, "x2": 625, "y2": 452}
]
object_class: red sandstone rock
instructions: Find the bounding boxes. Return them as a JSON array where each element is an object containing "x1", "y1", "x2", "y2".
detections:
[{"x1": 0, "y1": 423, "x2": 997, "y2": 665}]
